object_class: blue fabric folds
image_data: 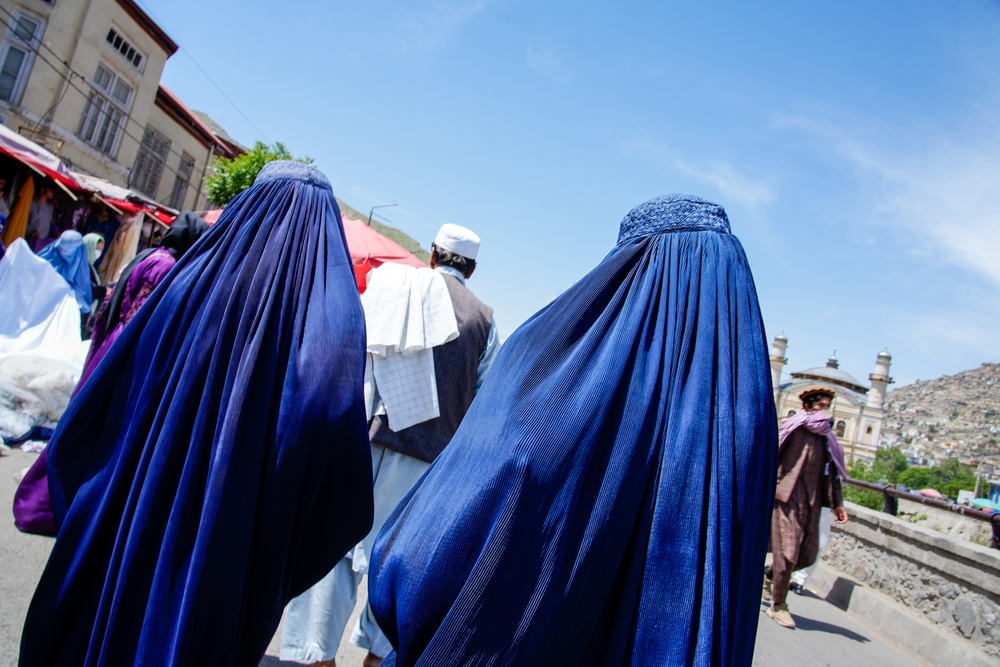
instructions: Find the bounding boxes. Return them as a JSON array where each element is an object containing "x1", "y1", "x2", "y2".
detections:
[
  {"x1": 369, "y1": 195, "x2": 777, "y2": 667},
  {"x1": 20, "y1": 162, "x2": 374, "y2": 666},
  {"x1": 38, "y1": 230, "x2": 92, "y2": 313}
]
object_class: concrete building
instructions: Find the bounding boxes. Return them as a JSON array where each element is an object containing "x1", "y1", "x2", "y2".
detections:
[
  {"x1": 769, "y1": 333, "x2": 893, "y2": 464},
  {"x1": 0, "y1": 0, "x2": 238, "y2": 210}
]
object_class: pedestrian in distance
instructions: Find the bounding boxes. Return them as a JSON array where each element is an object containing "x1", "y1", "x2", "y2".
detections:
[
  {"x1": 26, "y1": 184, "x2": 55, "y2": 252},
  {"x1": 0, "y1": 210, "x2": 8, "y2": 260},
  {"x1": 0, "y1": 174, "x2": 10, "y2": 218},
  {"x1": 763, "y1": 386, "x2": 849, "y2": 629},
  {"x1": 36, "y1": 230, "x2": 92, "y2": 315},
  {"x1": 81, "y1": 232, "x2": 105, "y2": 331}
]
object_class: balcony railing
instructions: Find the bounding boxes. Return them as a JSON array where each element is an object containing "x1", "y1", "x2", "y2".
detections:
[{"x1": 844, "y1": 477, "x2": 1000, "y2": 550}]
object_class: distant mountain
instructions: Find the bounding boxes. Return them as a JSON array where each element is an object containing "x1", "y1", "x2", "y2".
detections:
[
  {"x1": 879, "y1": 363, "x2": 1000, "y2": 468},
  {"x1": 191, "y1": 111, "x2": 247, "y2": 153},
  {"x1": 337, "y1": 199, "x2": 430, "y2": 264}
]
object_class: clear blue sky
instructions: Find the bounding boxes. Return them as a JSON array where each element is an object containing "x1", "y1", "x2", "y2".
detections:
[{"x1": 143, "y1": 0, "x2": 1000, "y2": 390}]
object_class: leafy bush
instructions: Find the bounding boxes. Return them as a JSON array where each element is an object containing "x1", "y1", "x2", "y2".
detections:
[
  {"x1": 844, "y1": 462, "x2": 886, "y2": 511},
  {"x1": 872, "y1": 447, "x2": 909, "y2": 483},
  {"x1": 205, "y1": 141, "x2": 313, "y2": 206},
  {"x1": 844, "y1": 485, "x2": 883, "y2": 510},
  {"x1": 898, "y1": 467, "x2": 931, "y2": 489}
]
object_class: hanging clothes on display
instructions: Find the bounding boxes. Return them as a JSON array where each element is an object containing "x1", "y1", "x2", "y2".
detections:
[
  {"x1": 1, "y1": 175, "x2": 33, "y2": 247},
  {"x1": 97, "y1": 211, "x2": 143, "y2": 284}
]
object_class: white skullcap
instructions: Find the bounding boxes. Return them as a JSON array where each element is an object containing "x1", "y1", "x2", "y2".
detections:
[{"x1": 433, "y1": 223, "x2": 480, "y2": 260}]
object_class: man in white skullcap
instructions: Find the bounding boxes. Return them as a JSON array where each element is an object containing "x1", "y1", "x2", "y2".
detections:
[{"x1": 281, "y1": 224, "x2": 499, "y2": 667}]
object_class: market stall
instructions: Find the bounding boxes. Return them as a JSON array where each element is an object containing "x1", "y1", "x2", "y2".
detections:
[{"x1": 341, "y1": 215, "x2": 426, "y2": 292}]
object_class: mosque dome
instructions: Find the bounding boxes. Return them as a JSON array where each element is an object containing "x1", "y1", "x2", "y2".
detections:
[
  {"x1": 789, "y1": 349, "x2": 868, "y2": 393},
  {"x1": 790, "y1": 365, "x2": 868, "y2": 394}
]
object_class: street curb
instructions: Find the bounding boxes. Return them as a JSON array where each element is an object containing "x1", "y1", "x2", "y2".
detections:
[{"x1": 807, "y1": 563, "x2": 995, "y2": 667}]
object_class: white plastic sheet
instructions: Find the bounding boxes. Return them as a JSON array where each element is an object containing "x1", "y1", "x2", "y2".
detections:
[
  {"x1": 0, "y1": 239, "x2": 89, "y2": 368},
  {"x1": 0, "y1": 239, "x2": 89, "y2": 437}
]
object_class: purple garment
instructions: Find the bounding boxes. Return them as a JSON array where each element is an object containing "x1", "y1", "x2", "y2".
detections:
[
  {"x1": 779, "y1": 409, "x2": 848, "y2": 480},
  {"x1": 13, "y1": 449, "x2": 56, "y2": 534},
  {"x1": 77, "y1": 247, "x2": 177, "y2": 390},
  {"x1": 12, "y1": 248, "x2": 177, "y2": 536},
  {"x1": 32, "y1": 236, "x2": 56, "y2": 254}
]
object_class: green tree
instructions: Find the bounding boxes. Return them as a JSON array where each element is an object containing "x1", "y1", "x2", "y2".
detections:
[
  {"x1": 843, "y1": 461, "x2": 884, "y2": 510},
  {"x1": 205, "y1": 141, "x2": 313, "y2": 206},
  {"x1": 943, "y1": 472, "x2": 977, "y2": 499},
  {"x1": 928, "y1": 458, "x2": 960, "y2": 492},
  {"x1": 897, "y1": 466, "x2": 931, "y2": 490},
  {"x1": 870, "y1": 446, "x2": 909, "y2": 484}
]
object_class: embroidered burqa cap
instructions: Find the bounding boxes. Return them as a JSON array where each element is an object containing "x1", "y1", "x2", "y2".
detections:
[
  {"x1": 20, "y1": 161, "x2": 374, "y2": 666},
  {"x1": 369, "y1": 194, "x2": 777, "y2": 667},
  {"x1": 433, "y1": 223, "x2": 480, "y2": 260}
]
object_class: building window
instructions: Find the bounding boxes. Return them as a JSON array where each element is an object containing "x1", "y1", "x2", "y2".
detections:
[
  {"x1": 79, "y1": 63, "x2": 133, "y2": 156},
  {"x1": 167, "y1": 153, "x2": 196, "y2": 209},
  {"x1": 836, "y1": 420, "x2": 847, "y2": 438},
  {"x1": 106, "y1": 27, "x2": 144, "y2": 71},
  {"x1": 130, "y1": 126, "x2": 171, "y2": 198},
  {"x1": 866, "y1": 426, "x2": 873, "y2": 435},
  {"x1": 787, "y1": 410, "x2": 797, "y2": 417},
  {"x1": 0, "y1": 10, "x2": 45, "y2": 104}
]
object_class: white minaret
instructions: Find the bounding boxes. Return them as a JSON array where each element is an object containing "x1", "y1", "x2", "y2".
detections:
[
  {"x1": 769, "y1": 332, "x2": 788, "y2": 405},
  {"x1": 868, "y1": 349, "x2": 893, "y2": 411}
]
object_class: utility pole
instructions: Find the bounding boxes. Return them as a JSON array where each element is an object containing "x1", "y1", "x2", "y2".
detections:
[{"x1": 368, "y1": 203, "x2": 397, "y2": 226}]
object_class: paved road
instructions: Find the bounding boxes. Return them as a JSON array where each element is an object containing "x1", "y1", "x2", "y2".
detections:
[
  {"x1": 1, "y1": 447, "x2": 924, "y2": 667},
  {"x1": 0, "y1": 448, "x2": 56, "y2": 667}
]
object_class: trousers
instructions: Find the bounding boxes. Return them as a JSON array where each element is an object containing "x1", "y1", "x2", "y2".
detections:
[{"x1": 281, "y1": 444, "x2": 430, "y2": 661}]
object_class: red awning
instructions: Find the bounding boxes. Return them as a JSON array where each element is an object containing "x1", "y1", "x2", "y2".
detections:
[
  {"x1": 341, "y1": 216, "x2": 426, "y2": 292},
  {"x1": 103, "y1": 198, "x2": 145, "y2": 214},
  {"x1": 101, "y1": 198, "x2": 175, "y2": 225},
  {"x1": 146, "y1": 209, "x2": 176, "y2": 225},
  {"x1": 0, "y1": 123, "x2": 81, "y2": 194}
]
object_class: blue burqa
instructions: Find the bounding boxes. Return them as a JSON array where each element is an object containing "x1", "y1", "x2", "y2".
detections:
[
  {"x1": 37, "y1": 230, "x2": 92, "y2": 313},
  {"x1": 369, "y1": 195, "x2": 777, "y2": 667},
  {"x1": 20, "y1": 162, "x2": 374, "y2": 666}
]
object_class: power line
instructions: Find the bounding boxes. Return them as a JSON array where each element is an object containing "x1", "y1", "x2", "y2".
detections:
[
  {"x1": 132, "y1": 0, "x2": 269, "y2": 142},
  {"x1": 0, "y1": 9, "x2": 215, "y2": 203},
  {"x1": 0, "y1": 13, "x2": 194, "y2": 184},
  {"x1": 0, "y1": 7, "x2": 205, "y2": 171}
]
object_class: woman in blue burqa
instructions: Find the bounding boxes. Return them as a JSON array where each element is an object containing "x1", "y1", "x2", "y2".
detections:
[
  {"x1": 19, "y1": 162, "x2": 374, "y2": 667},
  {"x1": 369, "y1": 195, "x2": 777, "y2": 667},
  {"x1": 37, "y1": 230, "x2": 93, "y2": 314}
]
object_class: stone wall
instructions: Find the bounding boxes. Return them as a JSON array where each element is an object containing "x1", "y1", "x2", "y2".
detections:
[
  {"x1": 823, "y1": 501, "x2": 1000, "y2": 661},
  {"x1": 896, "y1": 498, "x2": 993, "y2": 548}
]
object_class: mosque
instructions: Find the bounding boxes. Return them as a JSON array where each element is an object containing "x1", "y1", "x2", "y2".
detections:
[{"x1": 769, "y1": 334, "x2": 893, "y2": 465}]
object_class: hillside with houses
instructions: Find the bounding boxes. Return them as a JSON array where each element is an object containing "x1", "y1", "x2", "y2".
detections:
[{"x1": 879, "y1": 363, "x2": 1000, "y2": 469}]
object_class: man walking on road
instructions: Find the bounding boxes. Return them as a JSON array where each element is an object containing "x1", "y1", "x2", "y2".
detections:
[
  {"x1": 765, "y1": 386, "x2": 849, "y2": 629},
  {"x1": 281, "y1": 223, "x2": 499, "y2": 667}
]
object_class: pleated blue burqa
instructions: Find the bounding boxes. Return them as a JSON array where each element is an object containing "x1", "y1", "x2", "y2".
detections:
[
  {"x1": 369, "y1": 195, "x2": 777, "y2": 667},
  {"x1": 20, "y1": 162, "x2": 374, "y2": 666}
]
